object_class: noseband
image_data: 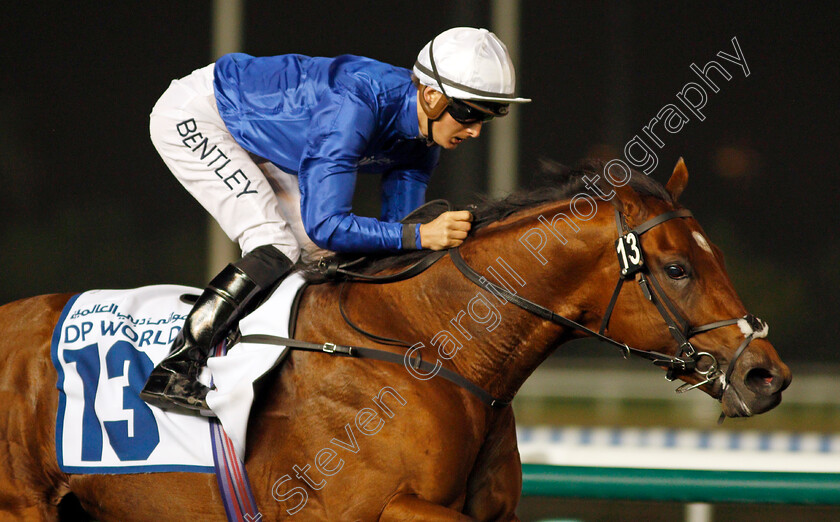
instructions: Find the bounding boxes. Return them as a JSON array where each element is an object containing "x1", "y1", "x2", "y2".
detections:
[{"x1": 451, "y1": 207, "x2": 768, "y2": 395}]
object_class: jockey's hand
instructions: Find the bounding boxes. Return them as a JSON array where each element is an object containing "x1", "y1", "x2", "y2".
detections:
[{"x1": 419, "y1": 210, "x2": 473, "y2": 250}]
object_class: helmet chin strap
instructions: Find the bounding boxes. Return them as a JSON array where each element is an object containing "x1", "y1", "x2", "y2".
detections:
[
  {"x1": 419, "y1": 92, "x2": 448, "y2": 145},
  {"x1": 419, "y1": 36, "x2": 452, "y2": 146}
]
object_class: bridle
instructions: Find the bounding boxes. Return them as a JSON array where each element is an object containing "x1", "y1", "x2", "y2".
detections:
[
  {"x1": 607, "y1": 208, "x2": 768, "y2": 391},
  {"x1": 450, "y1": 206, "x2": 768, "y2": 396},
  {"x1": 247, "y1": 202, "x2": 769, "y2": 412}
]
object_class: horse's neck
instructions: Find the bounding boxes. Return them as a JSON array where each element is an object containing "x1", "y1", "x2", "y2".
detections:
[{"x1": 422, "y1": 202, "x2": 615, "y2": 403}]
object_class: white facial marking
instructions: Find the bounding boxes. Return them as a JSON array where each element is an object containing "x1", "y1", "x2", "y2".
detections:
[
  {"x1": 692, "y1": 231, "x2": 713, "y2": 254},
  {"x1": 737, "y1": 317, "x2": 769, "y2": 339}
]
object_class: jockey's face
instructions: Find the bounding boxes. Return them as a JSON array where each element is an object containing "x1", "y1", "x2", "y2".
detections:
[
  {"x1": 434, "y1": 111, "x2": 483, "y2": 149},
  {"x1": 419, "y1": 88, "x2": 483, "y2": 150}
]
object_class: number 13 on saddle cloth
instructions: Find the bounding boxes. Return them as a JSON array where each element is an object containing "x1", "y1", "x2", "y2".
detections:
[{"x1": 52, "y1": 275, "x2": 306, "y2": 472}]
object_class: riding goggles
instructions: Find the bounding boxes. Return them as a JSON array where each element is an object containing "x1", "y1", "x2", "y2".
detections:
[{"x1": 446, "y1": 98, "x2": 509, "y2": 124}]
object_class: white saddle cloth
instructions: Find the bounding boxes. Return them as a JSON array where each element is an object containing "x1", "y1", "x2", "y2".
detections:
[{"x1": 52, "y1": 273, "x2": 306, "y2": 472}]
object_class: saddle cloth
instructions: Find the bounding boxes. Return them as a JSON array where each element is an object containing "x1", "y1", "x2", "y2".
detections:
[{"x1": 52, "y1": 273, "x2": 306, "y2": 473}]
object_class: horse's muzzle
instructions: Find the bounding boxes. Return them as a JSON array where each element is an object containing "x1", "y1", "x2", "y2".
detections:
[{"x1": 720, "y1": 348, "x2": 792, "y2": 417}]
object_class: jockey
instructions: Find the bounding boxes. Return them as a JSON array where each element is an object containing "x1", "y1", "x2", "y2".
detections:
[{"x1": 140, "y1": 27, "x2": 530, "y2": 414}]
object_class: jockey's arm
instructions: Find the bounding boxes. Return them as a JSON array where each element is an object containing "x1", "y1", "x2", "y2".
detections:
[
  {"x1": 380, "y1": 168, "x2": 431, "y2": 250},
  {"x1": 380, "y1": 168, "x2": 473, "y2": 250},
  {"x1": 298, "y1": 91, "x2": 418, "y2": 253}
]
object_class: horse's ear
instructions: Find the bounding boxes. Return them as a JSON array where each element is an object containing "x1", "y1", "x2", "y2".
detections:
[
  {"x1": 610, "y1": 183, "x2": 646, "y2": 224},
  {"x1": 666, "y1": 157, "x2": 689, "y2": 203}
]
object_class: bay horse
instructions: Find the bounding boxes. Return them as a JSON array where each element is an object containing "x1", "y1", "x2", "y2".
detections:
[{"x1": 0, "y1": 159, "x2": 790, "y2": 520}]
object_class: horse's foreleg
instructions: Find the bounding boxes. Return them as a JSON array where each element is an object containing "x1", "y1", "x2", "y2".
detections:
[
  {"x1": 463, "y1": 408, "x2": 522, "y2": 520},
  {"x1": 380, "y1": 494, "x2": 474, "y2": 521}
]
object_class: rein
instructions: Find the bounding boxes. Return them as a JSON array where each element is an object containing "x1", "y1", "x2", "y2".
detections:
[
  {"x1": 240, "y1": 248, "x2": 512, "y2": 407},
  {"x1": 239, "y1": 203, "x2": 767, "y2": 412}
]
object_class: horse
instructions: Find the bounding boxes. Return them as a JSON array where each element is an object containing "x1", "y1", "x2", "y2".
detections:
[{"x1": 0, "y1": 159, "x2": 791, "y2": 520}]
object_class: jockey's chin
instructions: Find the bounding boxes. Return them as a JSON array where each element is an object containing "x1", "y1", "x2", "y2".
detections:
[{"x1": 433, "y1": 113, "x2": 483, "y2": 149}]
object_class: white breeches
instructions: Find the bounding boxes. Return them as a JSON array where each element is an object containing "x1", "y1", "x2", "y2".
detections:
[{"x1": 149, "y1": 64, "x2": 323, "y2": 262}]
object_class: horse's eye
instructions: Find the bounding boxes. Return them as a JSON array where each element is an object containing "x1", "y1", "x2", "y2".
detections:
[{"x1": 665, "y1": 264, "x2": 687, "y2": 279}]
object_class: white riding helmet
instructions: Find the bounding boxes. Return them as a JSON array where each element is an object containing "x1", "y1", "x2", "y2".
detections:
[{"x1": 413, "y1": 27, "x2": 531, "y2": 105}]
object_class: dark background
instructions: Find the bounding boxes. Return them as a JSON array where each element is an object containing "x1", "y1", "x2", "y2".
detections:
[{"x1": 2, "y1": 2, "x2": 837, "y2": 364}]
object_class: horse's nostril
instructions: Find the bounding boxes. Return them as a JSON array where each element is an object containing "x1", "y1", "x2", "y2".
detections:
[{"x1": 745, "y1": 367, "x2": 778, "y2": 394}]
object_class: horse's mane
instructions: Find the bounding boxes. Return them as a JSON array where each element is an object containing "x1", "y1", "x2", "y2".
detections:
[{"x1": 299, "y1": 158, "x2": 672, "y2": 281}]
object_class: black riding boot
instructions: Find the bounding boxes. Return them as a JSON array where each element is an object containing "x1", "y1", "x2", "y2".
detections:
[{"x1": 140, "y1": 245, "x2": 294, "y2": 414}]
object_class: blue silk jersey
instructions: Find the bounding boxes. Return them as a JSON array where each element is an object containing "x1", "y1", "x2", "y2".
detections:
[{"x1": 213, "y1": 53, "x2": 440, "y2": 252}]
